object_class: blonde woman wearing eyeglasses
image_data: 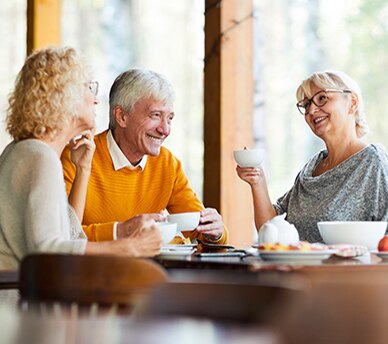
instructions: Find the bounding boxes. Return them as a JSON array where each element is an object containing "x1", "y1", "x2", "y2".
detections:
[
  {"x1": 0, "y1": 47, "x2": 161, "y2": 270},
  {"x1": 237, "y1": 71, "x2": 388, "y2": 242}
]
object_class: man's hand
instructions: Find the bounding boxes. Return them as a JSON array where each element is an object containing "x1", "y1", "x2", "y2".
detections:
[
  {"x1": 196, "y1": 208, "x2": 224, "y2": 241},
  {"x1": 117, "y1": 213, "x2": 165, "y2": 239}
]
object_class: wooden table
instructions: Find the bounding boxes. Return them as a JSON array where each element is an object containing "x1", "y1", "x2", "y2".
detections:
[
  {"x1": 3, "y1": 252, "x2": 388, "y2": 344},
  {"x1": 2, "y1": 252, "x2": 388, "y2": 290},
  {"x1": 153, "y1": 252, "x2": 388, "y2": 344},
  {"x1": 155, "y1": 250, "x2": 387, "y2": 272},
  {"x1": 154, "y1": 250, "x2": 388, "y2": 287}
]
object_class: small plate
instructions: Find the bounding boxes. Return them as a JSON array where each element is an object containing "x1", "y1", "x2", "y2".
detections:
[
  {"x1": 158, "y1": 248, "x2": 197, "y2": 258},
  {"x1": 370, "y1": 250, "x2": 388, "y2": 260},
  {"x1": 259, "y1": 249, "x2": 337, "y2": 262},
  {"x1": 195, "y1": 251, "x2": 246, "y2": 258},
  {"x1": 161, "y1": 244, "x2": 197, "y2": 251}
]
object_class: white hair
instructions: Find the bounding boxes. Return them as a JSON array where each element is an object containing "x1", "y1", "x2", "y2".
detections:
[{"x1": 108, "y1": 69, "x2": 175, "y2": 130}]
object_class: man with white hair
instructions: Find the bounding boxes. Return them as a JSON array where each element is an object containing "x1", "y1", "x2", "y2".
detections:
[{"x1": 61, "y1": 69, "x2": 227, "y2": 243}]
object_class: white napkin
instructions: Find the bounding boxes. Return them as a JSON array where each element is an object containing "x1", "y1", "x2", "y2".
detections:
[{"x1": 329, "y1": 244, "x2": 368, "y2": 258}]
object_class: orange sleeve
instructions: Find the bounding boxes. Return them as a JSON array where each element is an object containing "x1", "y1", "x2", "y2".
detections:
[
  {"x1": 82, "y1": 222, "x2": 115, "y2": 242},
  {"x1": 184, "y1": 227, "x2": 228, "y2": 245},
  {"x1": 61, "y1": 143, "x2": 114, "y2": 242},
  {"x1": 60, "y1": 144, "x2": 76, "y2": 197},
  {"x1": 169, "y1": 157, "x2": 228, "y2": 244},
  {"x1": 165, "y1": 157, "x2": 204, "y2": 214}
]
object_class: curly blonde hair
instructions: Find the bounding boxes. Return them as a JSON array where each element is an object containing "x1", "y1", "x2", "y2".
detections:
[
  {"x1": 296, "y1": 70, "x2": 369, "y2": 138},
  {"x1": 6, "y1": 46, "x2": 91, "y2": 141}
]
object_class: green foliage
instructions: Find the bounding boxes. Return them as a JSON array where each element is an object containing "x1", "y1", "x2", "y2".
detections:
[
  {"x1": 346, "y1": 0, "x2": 388, "y2": 144},
  {"x1": 255, "y1": 0, "x2": 388, "y2": 200}
]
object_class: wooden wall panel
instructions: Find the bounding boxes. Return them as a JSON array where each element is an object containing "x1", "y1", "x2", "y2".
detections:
[
  {"x1": 27, "y1": 0, "x2": 61, "y2": 55},
  {"x1": 204, "y1": 0, "x2": 254, "y2": 246}
]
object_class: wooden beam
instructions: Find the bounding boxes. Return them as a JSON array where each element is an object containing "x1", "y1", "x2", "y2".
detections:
[
  {"x1": 204, "y1": 0, "x2": 254, "y2": 247},
  {"x1": 27, "y1": 0, "x2": 61, "y2": 55}
]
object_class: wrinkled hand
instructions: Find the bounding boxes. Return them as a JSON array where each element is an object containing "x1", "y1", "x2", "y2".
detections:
[
  {"x1": 117, "y1": 213, "x2": 165, "y2": 239},
  {"x1": 118, "y1": 219, "x2": 162, "y2": 257},
  {"x1": 70, "y1": 130, "x2": 96, "y2": 171},
  {"x1": 236, "y1": 165, "x2": 264, "y2": 187},
  {"x1": 196, "y1": 208, "x2": 224, "y2": 241}
]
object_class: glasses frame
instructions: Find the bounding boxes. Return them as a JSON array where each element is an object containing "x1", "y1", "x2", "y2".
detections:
[
  {"x1": 88, "y1": 80, "x2": 99, "y2": 96},
  {"x1": 296, "y1": 88, "x2": 352, "y2": 116}
]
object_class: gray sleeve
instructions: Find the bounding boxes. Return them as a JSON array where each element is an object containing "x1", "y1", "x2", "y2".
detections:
[
  {"x1": 375, "y1": 162, "x2": 388, "y2": 222},
  {"x1": 362, "y1": 145, "x2": 388, "y2": 222},
  {"x1": 274, "y1": 190, "x2": 291, "y2": 215}
]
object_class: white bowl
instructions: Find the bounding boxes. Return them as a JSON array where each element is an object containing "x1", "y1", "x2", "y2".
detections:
[
  {"x1": 318, "y1": 221, "x2": 387, "y2": 249},
  {"x1": 157, "y1": 222, "x2": 178, "y2": 244},
  {"x1": 233, "y1": 148, "x2": 265, "y2": 167},
  {"x1": 166, "y1": 212, "x2": 200, "y2": 231}
]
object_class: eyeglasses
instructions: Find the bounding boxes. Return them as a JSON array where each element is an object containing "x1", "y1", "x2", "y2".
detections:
[
  {"x1": 88, "y1": 81, "x2": 99, "y2": 96},
  {"x1": 296, "y1": 88, "x2": 352, "y2": 116}
]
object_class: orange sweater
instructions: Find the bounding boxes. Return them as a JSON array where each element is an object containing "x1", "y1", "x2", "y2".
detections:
[{"x1": 61, "y1": 130, "x2": 227, "y2": 244}]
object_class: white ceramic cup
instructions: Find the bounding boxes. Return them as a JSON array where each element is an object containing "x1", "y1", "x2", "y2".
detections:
[
  {"x1": 167, "y1": 212, "x2": 200, "y2": 231},
  {"x1": 156, "y1": 222, "x2": 178, "y2": 244},
  {"x1": 233, "y1": 148, "x2": 265, "y2": 167}
]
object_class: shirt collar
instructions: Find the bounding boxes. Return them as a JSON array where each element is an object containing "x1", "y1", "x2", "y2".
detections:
[{"x1": 106, "y1": 130, "x2": 147, "y2": 171}]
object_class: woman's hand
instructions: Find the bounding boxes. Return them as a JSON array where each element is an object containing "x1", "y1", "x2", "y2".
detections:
[
  {"x1": 236, "y1": 165, "x2": 276, "y2": 230},
  {"x1": 85, "y1": 219, "x2": 162, "y2": 258},
  {"x1": 117, "y1": 219, "x2": 162, "y2": 257},
  {"x1": 117, "y1": 213, "x2": 165, "y2": 239},
  {"x1": 70, "y1": 130, "x2": 96, "y2": 172},
  {"x1": 236, "y1": 165, "x2": 264, "y2": 187},
  {"x1": 68, "y1": 130, "x2": 95, "y2": 221}
]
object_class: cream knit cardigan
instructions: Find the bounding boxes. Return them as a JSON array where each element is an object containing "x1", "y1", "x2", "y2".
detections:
[{"x1": 0, "y1": 139, "x2": 87, "y2": 270}]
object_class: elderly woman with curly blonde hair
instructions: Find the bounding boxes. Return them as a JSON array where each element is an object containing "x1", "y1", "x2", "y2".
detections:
[
  {"x1": 237, "y1": 71, "x2": 388, "y2": 242},
  {"x1": 0, "y1": 47, "x2": 161, "y2": 270}
]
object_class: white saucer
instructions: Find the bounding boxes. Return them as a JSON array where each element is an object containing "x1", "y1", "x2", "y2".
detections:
[
  {"x1": 161, "y1": 244, "x2": 197, "y2": 251},
  {"x1": 259, "y1": 249, "x2": 337, "y2": 262},
  {"x1": 158, "y1": 247, "x2": 197, "y2": 258},
  {"x1": 370, "y1": 250, "x2": 388, "y2": 260}
]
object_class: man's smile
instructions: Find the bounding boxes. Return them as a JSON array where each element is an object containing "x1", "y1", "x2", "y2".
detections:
[{"x1": 146, "y1": 133, "x2": 164, "y2": 143}]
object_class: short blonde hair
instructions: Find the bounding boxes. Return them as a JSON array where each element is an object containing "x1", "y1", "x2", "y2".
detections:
[
  {"x1": 296, "y1": 70, "x2": 368, "y2": 138},
  {"x1": 7, "y1": 46, "x2": 91, "y2": 141}
]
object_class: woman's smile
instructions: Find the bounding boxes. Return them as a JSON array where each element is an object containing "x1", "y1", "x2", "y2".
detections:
[{"x1": 312, "y1": 115, "x2": 328, "y2": 125}]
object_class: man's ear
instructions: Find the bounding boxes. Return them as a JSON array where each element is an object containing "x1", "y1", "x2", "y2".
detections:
[
  {"x1": 114, "y1": 106, "x2": 127, "y2": 128},
  {"x1": 349, "y1": 93, "x2": 359, "y2": 115}
]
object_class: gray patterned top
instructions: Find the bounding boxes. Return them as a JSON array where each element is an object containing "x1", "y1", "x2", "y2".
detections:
[{"x1": 274, "y1": 144, "x2": 388, "y2": 243}]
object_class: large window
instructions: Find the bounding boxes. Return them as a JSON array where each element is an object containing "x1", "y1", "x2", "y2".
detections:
[
  {"x1": 1, "y1": 0, "x2": 387, "y2": 208},
  {"x1": 0, "y1": 1, "x2": 26, "y2": 151},
  {"x1": 61, "y1": 0, "x2": 205, "y2": 199},
  {"x1": 253, "y1": 0, "x2": 388, "y2": 201}
]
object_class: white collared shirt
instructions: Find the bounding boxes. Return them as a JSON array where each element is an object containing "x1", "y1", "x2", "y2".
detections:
[
  {"x1": 106, "y1": 130, "x2": 148, "y2": 171},
  {"x1": 106, "y1": 130, "x2": 148, "y2": 239}
]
